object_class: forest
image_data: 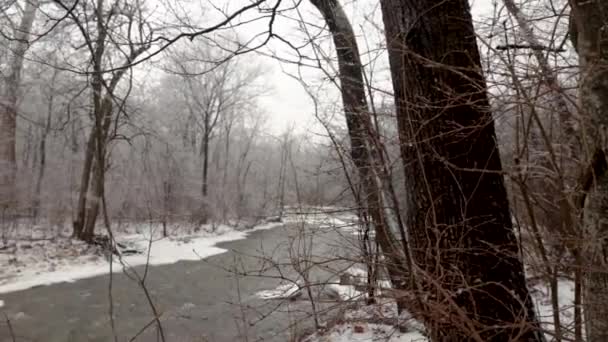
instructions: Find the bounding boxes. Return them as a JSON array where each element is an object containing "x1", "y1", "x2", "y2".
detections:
[{"x1": 0, "y1": 0, "x2": 605, "y2": 341}]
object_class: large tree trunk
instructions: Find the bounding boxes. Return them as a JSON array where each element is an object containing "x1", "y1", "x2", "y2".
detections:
[
  {"x1": 569, "y1": 1, "x2": 608, "y2": 340},
  {"x1": 379, "y1": 0, "x2": 542, "y2": 340},
  {"x1": 310, "y1": 0, "x2": 410, "y2": 294},
  {"x1": 0, "y1": 0, "x2": 38, "y2": 210}
]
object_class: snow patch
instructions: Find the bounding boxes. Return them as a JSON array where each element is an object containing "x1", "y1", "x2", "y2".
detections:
[
  {"x1": 532, "y1": 279, "x2": 577, "y2": 340},
  {"x1": 0, "y1": 299, "x2": 4, "y2": 308},
  {"x1": 344, "y1": 266, "x2": 367, "y2": 280},
  {"x1": 256, "y1": 281, "x2": 302, "y2": 299},
  {"x1": 326, "y1": 283, "x2": 364, "y2": 301}
]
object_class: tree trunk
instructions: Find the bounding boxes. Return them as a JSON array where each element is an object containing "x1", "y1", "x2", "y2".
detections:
[
  {"x1": 310, "y1": 0, "x2": 410, "y2": 295},
  {"x1": 569, "y1": 1, "x2": 608, "y2": 340},
  {"x1": 202, "y1": 133, "x2": 209, "y2": 198},
  {"x1": 33, "y1": 89, "x2": 55, "y2": 220},
  {"x1": 0, "y1": 0, "x2": 38, "y2": 210},
  {"x1": 73, "y1": 129, "x2": 96, "y2": 238},
  {"x1": 200, "y1": 128, "x2": 210, "y2": 224},
  {"x1": 379, "y1": 0, "x2": 542, "y2": 340},
  {"x1": 221, "y1": 123, "x2": 232, "y2": 222},
  {"x1": 277, "y1": 140, "x2": 288, "y2": 219},
  {"x1": 82, "y1": 157, "x2": 103, "y2": 241}
]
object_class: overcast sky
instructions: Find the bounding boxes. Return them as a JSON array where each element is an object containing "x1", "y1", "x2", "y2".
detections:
[{"x1": 152, "y1": 0, "x2": 496, "y2": 136}]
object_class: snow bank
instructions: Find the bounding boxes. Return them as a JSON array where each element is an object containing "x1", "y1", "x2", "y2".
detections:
[
  {"x1": 301, "y1": 297, "x2": 426, "y2": 342},
  {"x1": 0, "y1": 222, "x2": 284, "y2": 294}
]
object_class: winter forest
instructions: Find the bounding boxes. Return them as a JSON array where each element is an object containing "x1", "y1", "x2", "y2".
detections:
[{"x1": 0, "y1": 0, "x2": 605, "y2": 341}]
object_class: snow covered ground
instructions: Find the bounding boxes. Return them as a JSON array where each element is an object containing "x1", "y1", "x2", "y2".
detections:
[
  {"x1": 255, "y1": 263, "x2": 576, "y2": 342},
  {"x1": 298, "y1": 279, "x2": 576, "y2": 342},
  {"x1": 0, "y1": 220, "x2": 283, "y2": 294},
  {"x1": 304, "y1": 323, "x2": 426, "y2": 342},
  {"x1": 303, "y1": 300, "x2": 426, "y2": 342}
]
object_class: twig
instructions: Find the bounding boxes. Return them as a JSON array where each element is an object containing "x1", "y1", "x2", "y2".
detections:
[{"x1": 4, "y1": 313, "x2": 16, "y2": 342}]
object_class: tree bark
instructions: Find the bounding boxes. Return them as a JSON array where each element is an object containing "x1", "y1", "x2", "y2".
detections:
[
  {"x1": 379, "y1": 0, "x2": 542, "y2": 340},
  {"x1": 73, "y1": 128, "x2": 96, "y2": 238},
  {"x1": 310, "y1": 0, "x2": 410, "y2": 294},
  {"x1": 568, "y1": 1, "x2": 608, "y2": 340},
  {"x1": 0, "y1": 0, "x2": 38, "y2": 210}
]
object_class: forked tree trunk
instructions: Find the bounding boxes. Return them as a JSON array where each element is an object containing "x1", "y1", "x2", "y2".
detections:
[
  {"x1": 569, "y1": 1, "x2": 608, "y2": 340},
  {"x1": 310, "y1": 0, "x2": 410, "y2": 294},
  {"x1": 71, "y1": 0, "x2": 148, "y2": 240},
  {"x1": 379, "y1": 0, "x2": 542, "y2": 340},
  {"x1": 0, "y1": 0, "x2": 38, "y2": 210}
]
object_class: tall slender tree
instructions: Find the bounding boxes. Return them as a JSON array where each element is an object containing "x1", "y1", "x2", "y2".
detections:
[
  {"x1": 309, "y1": 0, "x2": 409, "y2": 297},
  {"x1": 379, "y1": 0, "x2": 543, "y2": 340}
]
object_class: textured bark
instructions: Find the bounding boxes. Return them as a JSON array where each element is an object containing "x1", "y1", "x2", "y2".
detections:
[
  {"x1": 583, "y1": 172, "x2": 608, "y2": 341},
  {"x1": 569, "y1": 1, "x2": 608, "y2": 340},
  {"x1": 309, "y1": 0, "x2": 409, "y2": 292},
  {"x1": 0, "y1": 0, "x2": 38, "y2": 209},
  {"x1": 379, "y1": 0, "x2": 542, "y2": 340}
]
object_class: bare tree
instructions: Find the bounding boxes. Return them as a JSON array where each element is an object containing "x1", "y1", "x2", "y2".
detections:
[
  {"x1": 308, "y1": 0, "x2": 410, "y2": 302},
  {"x1": 70, "y1": 0, "x2": 152, "y2": 240},
  {"x1": 168, "y1": 47, "x2": 264, "y2": 224}
]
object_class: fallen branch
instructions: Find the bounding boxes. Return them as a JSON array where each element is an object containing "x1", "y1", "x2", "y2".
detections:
[{"x1": 496, "y1": 44, "x2": 565, "y2": 52}]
